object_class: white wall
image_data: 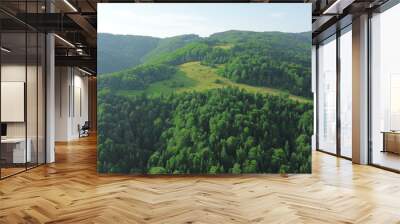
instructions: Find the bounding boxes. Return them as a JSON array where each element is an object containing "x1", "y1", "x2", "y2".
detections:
[
  {"x1": 72, "y1": 73, "x2": 89, "y2": 138},
  {"x1": 55, "y1": 66, "x2": 70, "y2": 141},
  {"x1": 1, "y1": 64, "x2": 37, "y2": 138},
  {"x1": 1, "y1": 63, "x2": 46, "y2": 164},
  {"x1": 55, "y1": 67, "x2": 89, "y2": 141},
  {"x1": 1, "y1": 65, "x2": 26, "y2": 141}
]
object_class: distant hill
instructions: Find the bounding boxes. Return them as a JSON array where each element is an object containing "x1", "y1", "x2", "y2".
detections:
[
  {"x1": 98, "y1": 33, "x2": 160, "y2": 74},
  {"x1": 98, "y1": 33, "x2": 201, "y2": 74},
  {"x1": 208, "y1": 30, "x2": 310, "y2": 43},
  {"x1": 142, "y1": 34, "x2": 201, "y2": 62}
]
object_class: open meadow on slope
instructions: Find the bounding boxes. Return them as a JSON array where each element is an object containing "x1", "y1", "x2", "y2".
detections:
[{"x1": 118, "y1": 61, "x2": 310, "y2": 103}]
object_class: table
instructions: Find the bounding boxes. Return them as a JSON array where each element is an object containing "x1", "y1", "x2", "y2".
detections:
[
  {"x1": 1, "y1": 138, "x2": 31, "y2": 164},
  {"x1": 381, "y1": 131, "x2": 400, "y2": 154}
]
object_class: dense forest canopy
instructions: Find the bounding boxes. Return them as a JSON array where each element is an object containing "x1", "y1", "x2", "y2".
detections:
[
  {"x1": 98, "y1": 88, "x2": 312, "y2": 174},
  {"x1": 98, "y1": 30, "x2": 313, "y2": 174}
]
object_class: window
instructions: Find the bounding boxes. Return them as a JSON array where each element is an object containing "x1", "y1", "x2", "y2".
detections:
[
  {"x1": 0, "y1": 2, "x2": 46, "y2": 179},
  {"x1": 339, "y1": 26, "x2": 352, "y2": 158},
  {"x1": 370, "y1": 3, "x2": 400, "y2": 171},
  {"x1": 317, "y1": 35, "x2": 337, "y2": 154}
]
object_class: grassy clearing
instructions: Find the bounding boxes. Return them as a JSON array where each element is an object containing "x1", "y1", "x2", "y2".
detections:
[
  {"x1": 118, "y1": 70, "x2": 197, "y2": 97},
  {"x1": 178, "y1": 62, "x2": 311, "y2": 103},
  {"x1": 213, "y1": 43, "x2": 234, "y2": 50},
  {"x1": 119, "y1": 61, "x2": 311, "y2": 103}
]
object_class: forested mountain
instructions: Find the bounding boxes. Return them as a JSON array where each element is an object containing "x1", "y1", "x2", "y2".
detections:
[
  {"x1": 99, "y1": 30, "x2": 311, "y2": 98},
  {"x1": 98, "y1": 30, "x2": 312, "y2": 174},
  {"x1": 98, "y1": 33, "x2": 160, "y2": 74},
  {"x1": 207, "y1": 31, "x2": 311, "y2": 97}
]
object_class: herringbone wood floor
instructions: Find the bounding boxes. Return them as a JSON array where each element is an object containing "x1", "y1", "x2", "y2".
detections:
[{"x1": 1, "y1": 135, "x2": 400, "y2": 224}]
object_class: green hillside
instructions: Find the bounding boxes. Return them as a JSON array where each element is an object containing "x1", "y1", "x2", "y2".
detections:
[
  {"x1": 98, "y1": 30, "x2": 313, "y2": 174},
  {"x1": 99, "y1": 30, "x2": 311, "y2": 98},
  {"x1": 117, "y1": 61, "x2": 310, "y2": 103}
]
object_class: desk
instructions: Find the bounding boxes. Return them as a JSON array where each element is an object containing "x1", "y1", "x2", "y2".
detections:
[
  {"x1": 1, "y1": 138, "x2": 31, "y2": 163},
  {"x1": 382, "y1": 131, "x2": 400, "y2": 154}
]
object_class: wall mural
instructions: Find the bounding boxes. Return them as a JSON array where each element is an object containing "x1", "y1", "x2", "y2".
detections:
[{"x1": 97, "y1": 3, "x2": 313, "y2": 174}]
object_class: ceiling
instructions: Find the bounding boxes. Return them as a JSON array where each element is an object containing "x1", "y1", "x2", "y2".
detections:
[
  {"x1": 0, "y1": 0, "x2": 98, "y2": 74},
  {"x1": 310, "y1": 0, "x2": 390, "y2": 43},
  {"x1": 0, "y1": 0, "x2": 394, "y2": 74}
]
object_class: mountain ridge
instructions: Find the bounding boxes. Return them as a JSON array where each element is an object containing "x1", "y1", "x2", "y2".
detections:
[
  {"x1": 98, "y1": 30, "x2": 311, "y2": 74},
  {"x1": 99, "y1": 30, "x2": 311, "y2": 98}
]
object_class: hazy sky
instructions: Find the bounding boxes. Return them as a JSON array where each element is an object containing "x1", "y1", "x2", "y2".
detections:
[{"x1": 98, "y1": 3, "x2": 311, "y2": 38}]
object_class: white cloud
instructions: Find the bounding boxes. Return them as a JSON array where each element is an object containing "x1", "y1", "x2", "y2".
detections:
[
  {"x1": 269, "y1": 12, "x2": 285, "y2": 18},
  {"x1": 97, "y1": 3, "x2": 311, "y2": 37},
  {"x1": 98, "y1": 5, "x2": 215, "y2": 37}
]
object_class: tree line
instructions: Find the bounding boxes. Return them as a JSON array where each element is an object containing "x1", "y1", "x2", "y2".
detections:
[{"x1": 98, "y1": 63, "x2": 177, "y2": 90}]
